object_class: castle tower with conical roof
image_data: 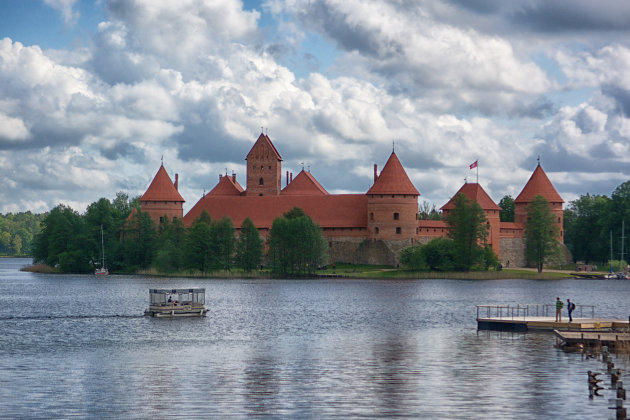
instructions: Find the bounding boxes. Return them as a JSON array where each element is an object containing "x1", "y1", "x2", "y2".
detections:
[
  {"x1": 514, "y1": 163, "x2": 564, "y2": 240},
  {"x1": 441, "y1": 182, "x2": 502, "y2": 258},
  {"x1": 246, "y1": 132, "x2": 282, "y2": 196},
  {"x1": 366, "y1": 152, "x2": 420, "y2": 241},
  {"x1": 140, "y1": 164, "x2": 185, "y2": 225}
]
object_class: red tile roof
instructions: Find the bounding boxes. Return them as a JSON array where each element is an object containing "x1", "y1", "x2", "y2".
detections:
[
  {"x1": 183, "y1": 194, "x2": 367, "y2": 229},
  {"x1": 441, "y1": 183, "x2": 501, "y2": 211},
  {"x1": 140, "y1": 165, "x2": 185, "y2": 202},
  {"x1": 246, "y1": 133, "x2": 282, "y2": 161},
  {"x1": 500, "y1": 222, "x2": 523, "y2": 230},
  {"x1": 367, "y1": 152, "x2": 420, "y2": 195},
  {"x1": 281, "y1": 170, "x2": 329, "y2": 196},
  {"x1": 208, "y1": 175, "x2": 245, "y2": 196},
  {"x1": 515, "y1": 164, "x2": 564, "y2": 203},
  {"x1": 417, "y1": 220, "x2": 448, "y2": 228}
]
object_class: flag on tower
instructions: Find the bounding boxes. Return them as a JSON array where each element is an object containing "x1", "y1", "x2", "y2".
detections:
[{"x1": 469, "y1": 160, "x2": 478, "y2": 170}]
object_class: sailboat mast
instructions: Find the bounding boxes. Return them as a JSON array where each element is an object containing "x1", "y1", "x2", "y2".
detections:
[
  {"x1": 101, "y1": 225, "x2": 105, "y2": 267},
  {"x1": 610, "y1": 230, "x2": 613, "y2": 272},
  {"x1": 621, "y1": 220, "x2": 626, "y2": 265}
]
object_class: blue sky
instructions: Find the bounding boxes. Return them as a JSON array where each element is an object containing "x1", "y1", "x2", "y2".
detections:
[{"x1": 2, "y1": 0, "x2": 630, "y2": 214}]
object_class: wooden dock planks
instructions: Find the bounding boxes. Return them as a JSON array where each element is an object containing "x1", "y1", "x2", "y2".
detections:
[{"x1": 477, "y1": 316, "x2": 629, "y2": 332}]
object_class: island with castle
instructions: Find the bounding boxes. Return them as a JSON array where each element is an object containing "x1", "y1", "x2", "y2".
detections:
[{"x1": 138, "y1": 132, "x2": 566, "y2": 267}]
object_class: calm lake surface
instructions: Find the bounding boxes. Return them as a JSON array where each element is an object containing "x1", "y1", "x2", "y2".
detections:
[{"x1": 1, "y1": 258, "x2": 628, "y2": 419}]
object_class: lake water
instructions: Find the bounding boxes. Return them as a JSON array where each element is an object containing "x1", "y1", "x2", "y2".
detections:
[{"x1": 1, "y1": 258, "x2": 628, "y2": 419}]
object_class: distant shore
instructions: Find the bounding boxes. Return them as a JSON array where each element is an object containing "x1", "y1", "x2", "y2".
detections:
[{"x1": 21, "y1": 262, "x2": 578, "y2": 280}]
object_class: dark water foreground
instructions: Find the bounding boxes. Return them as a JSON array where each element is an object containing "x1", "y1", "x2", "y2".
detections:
[{"x1": 1, "y1": 258, "x2": 628, "y2": 419}]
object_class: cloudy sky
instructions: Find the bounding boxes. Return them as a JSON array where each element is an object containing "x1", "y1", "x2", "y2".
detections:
[{"x1": 1, "y1": 0, "x2": 630, "y2": 214}]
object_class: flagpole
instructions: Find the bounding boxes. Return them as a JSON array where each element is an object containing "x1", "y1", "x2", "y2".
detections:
[{"x1": 476, "y1": 162, "x2": 479, "y2": 184}]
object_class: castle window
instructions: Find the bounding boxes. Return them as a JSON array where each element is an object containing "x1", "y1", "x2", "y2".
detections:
[
  {"x1": 260, "y1": 165, "x2": 264, "y2": 171},
  {"x1": 268, "y1": 166, "x2": 271, "y2": 170},
  {"x1": 558, "y1": 217, "x2": 561, "y2": 223},
  {"x1": 396, "y1": 227, "x2": 401, "y2": 234},
  {"x1": 375, "y1": 227, "x2": 379, "y2": 234},
  {"x1": 370, "y1": 212, "x2": 374, "y2": 221},
  {"x1": 393, "y1": 212, "x2": 399, "y2": 220},
  {"x1": 259, "y1": 177, "x2": 264, "y2": 185}
]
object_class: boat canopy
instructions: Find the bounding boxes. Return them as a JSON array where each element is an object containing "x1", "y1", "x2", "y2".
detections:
[{"x1": 149, "y1": 288, "x2": 206, "y2": 306}]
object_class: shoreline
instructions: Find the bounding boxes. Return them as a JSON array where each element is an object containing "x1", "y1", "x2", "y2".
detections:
[{"x1": 21, "y1": 263, "x2": 579, "y2": 280}]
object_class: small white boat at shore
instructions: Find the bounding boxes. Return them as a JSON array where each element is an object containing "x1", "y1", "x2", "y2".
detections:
[{"x1": 144, "y1": 288, "x2": 208, "y2": 318}]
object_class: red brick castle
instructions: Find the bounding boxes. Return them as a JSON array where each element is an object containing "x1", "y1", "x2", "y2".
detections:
[{"x1": 140, "y1": 132, "x2": 565, "y2": 266}]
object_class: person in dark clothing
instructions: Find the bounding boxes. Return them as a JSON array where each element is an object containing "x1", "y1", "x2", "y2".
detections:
[{"x1": 567, "y1": 298, "x2": 575, "y2": 322}]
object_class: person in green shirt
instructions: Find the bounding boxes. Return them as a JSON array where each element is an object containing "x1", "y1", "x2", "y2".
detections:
[{"x1": 555, "y1": 297, "x2": 564, "y2": 322}]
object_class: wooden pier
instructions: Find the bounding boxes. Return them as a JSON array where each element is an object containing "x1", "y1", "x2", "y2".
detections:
[
  {"x1": 554, "y1": 330, "x2": 630, "y2": 349},
  {"x1": 476, "y1": 304, "x2": 629, "y2": 332}
]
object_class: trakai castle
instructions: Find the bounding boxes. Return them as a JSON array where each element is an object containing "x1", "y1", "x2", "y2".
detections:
[{"x1": 140, "y1": 133, "x2": 565, "y2": 267}]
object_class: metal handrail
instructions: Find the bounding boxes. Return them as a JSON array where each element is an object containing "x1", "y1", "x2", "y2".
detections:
[{"x1": 476, "y1": 303, "x2": 596, "y2": 320}]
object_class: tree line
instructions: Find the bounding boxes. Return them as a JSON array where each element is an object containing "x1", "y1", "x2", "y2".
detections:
[
  {"x1": 402, "y1": 193, "x2": 560, "y2": 272},
  {"x1": 0, "y1": 211, "x2": 45, "y2": 255},
  {"x1": 32, "y1": 193, "x2": 327, "y2": 276},
  {"x1": 562, "y1": 180, "x2": 630, "y2": 265}
]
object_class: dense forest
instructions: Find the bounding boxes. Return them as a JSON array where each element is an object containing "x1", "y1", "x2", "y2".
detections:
[
  {"x1": 563, "y1": 180, "x2": 630, "y2": 265},
  {"x1": 30, "y1": 192, "x2": 327, "y2": 275},
  {"x1": 0, "y1": 211, "x2": 45, "y2": 255}
]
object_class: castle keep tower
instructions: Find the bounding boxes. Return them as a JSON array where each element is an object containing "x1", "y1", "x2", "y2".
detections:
[
  {"x1": 366, "y1": 152, "x2": 420, "y2": 240},
  {"x1": 246, "y1": 133, "x2": 282, "y2": 196},
  {"x1": 140, "y1": 164, "x2": 185, "y2": 225},
  {"x1": 441, "y1": 183, "x2": 502, "y2": 258},
  {"x1": 514, "y1": 163, "x2": 564, "y2": 240}
]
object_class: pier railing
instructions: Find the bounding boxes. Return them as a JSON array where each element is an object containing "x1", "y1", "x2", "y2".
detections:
[{"x1": 476, "y1": 304, "x2": 595, "y2": 320}]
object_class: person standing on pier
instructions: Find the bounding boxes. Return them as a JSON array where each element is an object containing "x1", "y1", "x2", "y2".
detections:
[
  {"x1": 555, "y1": 297, "x2": 564, "y2": 322},
  {"x1": 567, "y1": 299, "x2": 575, "y2": 322}
]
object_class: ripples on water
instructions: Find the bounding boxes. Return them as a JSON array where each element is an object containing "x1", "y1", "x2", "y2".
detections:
[{"x1": 1, "y1": 258, "x2": 628, "y2": 419}]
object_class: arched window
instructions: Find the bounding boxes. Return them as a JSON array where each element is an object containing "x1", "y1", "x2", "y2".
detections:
[{"x1": 259, "y1": 177, "x2": 264, "y2": 185}]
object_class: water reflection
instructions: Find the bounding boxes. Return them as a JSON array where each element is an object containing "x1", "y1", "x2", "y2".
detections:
[{"x1": 1, "y1": 258, "x2": 629, "y2": 418}]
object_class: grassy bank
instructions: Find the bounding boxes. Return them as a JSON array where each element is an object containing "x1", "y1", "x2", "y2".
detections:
[{"x1": 22, "y1": 261, "x2": 576, "y2": 280}]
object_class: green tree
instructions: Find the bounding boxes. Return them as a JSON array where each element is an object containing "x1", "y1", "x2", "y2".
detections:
[
  {"x1": 446, "y1": 193, "x2": 488, "y2": 271},
  {"x1": 268, "y1": 207, "x2": 327, "y2": 275},
  {"x1": 525, "y1": 195, "x2": 560, "y2": 273},
  {"x1": 184, "y1": 211, "x2": 214, "y2": 273},
  {"x1": 563, "y1": 194, "x2": 610, "y2": 263},
  {"x1": 421, "y1": 237, "x2": 456, "y2": 271},
  {"x1": 608, "y1": 181, "x2": 630, "y2": 261},
  {"x1": 0, "y1": 231, "x2": 11, "y2": 252},
  {"x1": 213, "y1": 217, "x2": 236, "y2": 271},
  {"x1": 498, "y1": 195, "x2": 515, "y2": 222},
  {"x1": 112, "y1": 192, "x2": 137, "y2": 219},
  {"x1": 12, "y1": 235, "x2": 22, "y2": 255},
  {"x1": 84, "y1": 198, "x2": 124, "y2": 271},
  {"x1": 400, "y1": 245, "x2": 426, "y2": 270},
  {"x1": 121, "y1": 210, "x2": 157, "y2": 270},
  {"x1": 419, "y1": 201, "x2": 441, "y2": 220},
  {"x1": 32, "y1": 205, "x2": 91, "y2": 272},
  {"x1": 235, "y1": 217, "x2": 263, "y2": 272},
  {"x1": 154, "y1": 217, "x2": 187, "y2": 273}
]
